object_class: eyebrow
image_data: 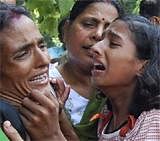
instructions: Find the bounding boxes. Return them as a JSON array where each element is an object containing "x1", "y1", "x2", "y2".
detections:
[
  {"x1": 13, "y1": 37, "x2": 44, "y2": 54},
  {"x1": 82, "y1": 17, "x2": 98, "y2": 22},
  {"x1": 107, "y1": 30, "x2": 121, "y2": 40}
]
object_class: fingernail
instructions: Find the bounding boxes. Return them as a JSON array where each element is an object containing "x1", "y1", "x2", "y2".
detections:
[{"x1": 4, "y1": 121, "x2": 11, "y2": 129}]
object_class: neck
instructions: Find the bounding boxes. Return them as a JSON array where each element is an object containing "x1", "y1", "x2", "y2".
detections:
[
  {"x1": 103, "y1": 83, "x2": 136, "y2": 131},
  {"x1": 0, "y1": 91, "x2": 22, "y2": 109},
  {"x1": 58, "y1": 62, "x2": 94, "y2": 99}
]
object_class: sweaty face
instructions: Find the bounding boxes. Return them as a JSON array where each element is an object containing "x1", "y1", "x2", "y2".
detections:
[
  {"x1": 0, "y1": 15, "x2": 50, "y2": 106},
  {"x1": 91, "y1": 20, "x2": 145, "y2": 90},
  {"x1": 64, "y1": 2, "x2": 119, "y2": 74}
]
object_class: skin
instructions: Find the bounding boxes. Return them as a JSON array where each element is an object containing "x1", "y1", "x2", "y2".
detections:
[
  {"x1": 13, "y1": 3, "x2": 119, "y2": 139},
  {"x1": 91, "y1": 20, "x2": 146, "y2": 132},
  {"x1": 150, "y1": 16, "x2": 160, "y2": 25},
  {"x1": 0, "y1": 0, "x2": 16, "y2": 4},
  {"x1": 59, "y1": 2, "x2": 119, "y2": 99},
  {"x1": 0, "y1": 15, "x2": 51, "y2": 107},
  {"x1": 0, "y1": 15, "x2": 73, "y2": 141},
  {"x1": 3, "y1": 121, "x2": 24, "y2": 141}
]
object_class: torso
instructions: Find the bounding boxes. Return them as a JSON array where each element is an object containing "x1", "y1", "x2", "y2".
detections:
[{"x1": 98, "y1": 109, "x2": 160, "y2": 141}]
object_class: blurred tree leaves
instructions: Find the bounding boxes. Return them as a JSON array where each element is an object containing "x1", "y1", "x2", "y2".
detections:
[
  {"x1": 119, "y1": 0, "x2": 142, "y2": 14},
  {"x1": 25, "y1": 0, "x2": 74, "y2": 47}
]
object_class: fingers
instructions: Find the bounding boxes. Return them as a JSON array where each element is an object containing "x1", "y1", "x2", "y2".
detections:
[
  {"x1": 21, "y1": 97, "x2": 44, "y2": 115},
  {"x1": 27, "y1": 89, "x2": 59, "y2": 109},
  {"x1": 19, "y1": 90, "x2": 60, "y2": 141},
  {"x1": 3, "y1": 121, "x2": 23, "y2": 141},
  {"x1": 55, "y1": 78, "x2": 66, "y2": 97},
  {"x1": 60, "y1": 85, "x2": 70, "y2": 104},
  {"x1": 50, "y1": 77, "x2": 70, "y2": 104},
  {"x1": 20, "y1": 90, "x2": 59, "y2": 123}
]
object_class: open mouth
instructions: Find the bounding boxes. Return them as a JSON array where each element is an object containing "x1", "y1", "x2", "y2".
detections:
[
  {"x1": 92, "y1": 62, "x2": 106, "y2": 76},
  {"x1": 82, "y1": 44, "x2": 93, "y2": 50},
  {"x1": 93, "y1": 63, "x2": 105, "y2": 71},
  {"x1": 29, "y1": 73, "x2": 49, "y2": 85}
]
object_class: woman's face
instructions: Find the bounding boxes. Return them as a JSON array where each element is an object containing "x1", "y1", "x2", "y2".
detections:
[
  {"x1": 64, "y1": 2, "x2": 119, "y2": 74},
  {"x1": 91, "y1": 20, "x2": 145, "y2": 90},
  {"x1": 0, "y1": 15, "x2": 50, "y2": 104}
]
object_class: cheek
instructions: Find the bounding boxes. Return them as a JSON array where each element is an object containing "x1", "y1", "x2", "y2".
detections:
[
  {"x1": 67, "y1": 24, "x2": 88, "y2": 45},
  {"x1": 108, "y1": 54, "x2": 137, "y2": 81},
  {"x1": 2, "y1": 59, "x2": 34, "y2": 81}
]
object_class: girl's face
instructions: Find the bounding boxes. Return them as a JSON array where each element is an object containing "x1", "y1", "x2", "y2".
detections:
[
  {"x1": 91, "y1": 20, "x2": 145, "y2": 90},
  {"x1": 64, "y1": 2, "x2": 119, "y2": 74}
]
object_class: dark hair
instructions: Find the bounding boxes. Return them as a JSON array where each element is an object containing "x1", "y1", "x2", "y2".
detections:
[
  {"x1": 119, "y1": 16, "x2": 153, "y2": 60},
  {"x1": 118, "y1": 16, "x2": 160, "y2": 117},
  {"x1": 0, "y1": 2, "x2": 30, "y2": 31},
  {"x1": 140, "y1": 0, "x2": 160, "y2": 18},
  {"x1": 69, "y1": 0, "x2": 125, "y2": 22},
  {"x1": 131, "y1": 26, "x2": 160, "y2": 118},
  {"x1": 58, "y1": 17, "x2": 68, "y2": 43}
]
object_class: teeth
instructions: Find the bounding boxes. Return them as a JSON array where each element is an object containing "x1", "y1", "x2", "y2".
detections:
[
  {"x1": 30, "y1": 73, "x2": 48, "y2": 83},
  {"x1": 94, "y1": 63, "x2": 105, "y2": 70}
]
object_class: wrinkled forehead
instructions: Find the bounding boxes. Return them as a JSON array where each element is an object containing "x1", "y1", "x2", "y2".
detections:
[
  {"x1": 0, "y1": 15, "x2": 42, "y2": 50},
  {"x1": 0, "y1": 13, "x2": 37, "y2": 31}
]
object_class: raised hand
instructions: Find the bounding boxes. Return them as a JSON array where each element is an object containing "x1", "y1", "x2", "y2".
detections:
[
  {"x1": 20, "y1": 89, "x2": 66, "y2": 141},
  {"x1": 50, "y1": 78, "x2": 70, "y2": 111}
]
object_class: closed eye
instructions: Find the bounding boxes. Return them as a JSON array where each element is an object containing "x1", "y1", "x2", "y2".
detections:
[
  {"x1": 13, "y1": 49, "x2": 30, "y2": 60},
  {"x1": 110, "y1": 42, "x2": 121, "y2": 48},
  {"x1": 81, "y1": 19, "x2": 97, "y2": 29},
  {"x1": 83, "y1": 22, "x2": 96, "y2": 28}
]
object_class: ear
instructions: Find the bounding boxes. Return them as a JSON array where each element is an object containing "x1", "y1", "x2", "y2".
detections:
[
  {"x1": 63, "y1": 20, "x2": 70, "y2": 43},
  {"x1": 136, "y1": 60, "x2": 148, "y2": 76}
]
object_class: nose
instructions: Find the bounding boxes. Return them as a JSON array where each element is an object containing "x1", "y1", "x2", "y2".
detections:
[
  {"x1": 34, "y1": 48, "x2": 50, "y2": 68},
  {"x1": 92, "y1": 26, "x2": 104, "y2": 42},
  {"x1": 91, "y1": 42, "x2": 102, "y2": 57}
]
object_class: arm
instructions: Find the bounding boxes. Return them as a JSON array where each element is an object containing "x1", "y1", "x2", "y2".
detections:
[{"x1": 59, "y1": 110, "x2": 80, "y2": 141}]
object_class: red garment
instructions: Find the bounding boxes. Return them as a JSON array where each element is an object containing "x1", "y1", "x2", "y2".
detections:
[{"x1": 98, "y1": 109, "x2": 160, "y2": 141}]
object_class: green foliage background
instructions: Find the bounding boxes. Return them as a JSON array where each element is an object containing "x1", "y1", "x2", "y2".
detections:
[{"x1": 24, "y1": 0, "x2": 142, "y2": 47}]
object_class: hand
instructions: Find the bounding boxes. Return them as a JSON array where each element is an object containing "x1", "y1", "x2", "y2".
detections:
[
  {"x1": 50, "y1": 78, "x2": 79, "y2": 141},
  {"x1": 50, "y1": 78, "x2": 70, "y2": 111},
  {"x1": 20, "y1": 89, "x2": 66, "y2": 141},
  {"x1": 3, "y1": 121, "x2": 24, "y2": 141}
]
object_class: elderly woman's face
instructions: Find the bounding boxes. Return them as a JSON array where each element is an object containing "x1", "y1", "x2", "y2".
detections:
[
  {"x1": 91, "y1": 20, "x2": 145, "y2": 90},
  {"x1": 64, "y1": 2, "x2": 119, "y2": 74},
  {"x1": 0, "y1": 15, "x2": 50, "y2": 105}
]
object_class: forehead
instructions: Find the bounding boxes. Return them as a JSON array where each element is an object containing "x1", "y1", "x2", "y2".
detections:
[
  {"x1": 77, "y1": 2, "x2": 118, "y2": 23},
  {"x1": 106, "y1": 20, "x2": 133, "y2": 41},
  {"x1": 0, "y1": 15, "x2": 42, "y2": 51}
]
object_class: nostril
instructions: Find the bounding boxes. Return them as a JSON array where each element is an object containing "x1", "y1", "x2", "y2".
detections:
[
  {"x1": 91, "y1": 47, "x2": 100, "y2": 57},
  {"x1": 93, "y1": 34, "x2": 103, "y2": 42}
]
